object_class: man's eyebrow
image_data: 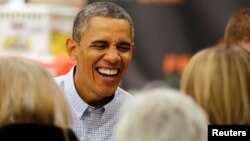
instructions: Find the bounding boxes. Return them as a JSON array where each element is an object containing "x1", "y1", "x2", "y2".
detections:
[
  {"x1": 90, "y1": 40, "x2": 109, "y2": 45},
  {"x1": 117, "y1": 41, "x2": 131, "y2": 46}
]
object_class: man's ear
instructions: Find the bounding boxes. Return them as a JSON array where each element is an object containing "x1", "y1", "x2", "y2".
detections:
[{"x1": 66, "y1": 38, "x2": 78, "y2": 61}]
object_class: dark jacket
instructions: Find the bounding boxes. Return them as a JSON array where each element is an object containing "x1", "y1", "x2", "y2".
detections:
[{"x1": 0, "y1": 123, "x2": 78, "y2": 141}]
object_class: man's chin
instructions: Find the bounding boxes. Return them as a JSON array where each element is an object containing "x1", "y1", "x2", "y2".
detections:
[{"x1": 99, "y1": 89, "x2": 117, "y2": 97}]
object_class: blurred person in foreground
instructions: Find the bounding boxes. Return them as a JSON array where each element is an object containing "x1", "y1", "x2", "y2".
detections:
[
  {"x1": 181, "y1": 46, "x2": 250, "y2": 124},
  {"x1": 55, "y1": 1, "x2": 134, "y2": 141},
  {"x1": 115, "y1": 87, "x2": 208, "y2": 141},
  {"x1": 224, "y1": 8, "x2": 250, "y2": 53},
  {"x1": 0, "y1": 56, "x2": 78, "y2": 141}
]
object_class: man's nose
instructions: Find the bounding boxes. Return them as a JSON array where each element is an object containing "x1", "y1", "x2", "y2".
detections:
[{"x1": 104, "y1": 47, "x2": 121, "y2": 64}]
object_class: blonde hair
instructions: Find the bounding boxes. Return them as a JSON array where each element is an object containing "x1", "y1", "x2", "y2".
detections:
[
  {"x1": 116, "y1": 87, "x2": 208, "y2": 141},
  {"x1": 0, "y1": 56, "x2": 70, "y2": 129},
  {"x1": 181, "y1": 46, "x2": 250, "y2": 124}
]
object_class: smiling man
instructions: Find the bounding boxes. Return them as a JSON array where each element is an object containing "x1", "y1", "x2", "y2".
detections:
[{"x1": 55, "y1": 2, "x2": 134, "y2": 141}]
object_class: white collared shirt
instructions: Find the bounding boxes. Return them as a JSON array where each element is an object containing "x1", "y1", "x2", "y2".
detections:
[{"x1": 55, "y1": 66, "x2": 132, "y2": 141}]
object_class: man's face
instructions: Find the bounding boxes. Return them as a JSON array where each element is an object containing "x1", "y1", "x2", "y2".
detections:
[{"x1": 71, "y1": 16, "x2": 134, "y2": 99}]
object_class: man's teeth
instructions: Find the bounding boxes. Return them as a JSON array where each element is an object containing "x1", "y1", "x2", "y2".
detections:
[{"x1": 98, "y1": 68, "x2": 118, "y2": 76}]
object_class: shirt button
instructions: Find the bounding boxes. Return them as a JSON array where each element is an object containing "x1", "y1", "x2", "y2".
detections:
[
  {"x1": 87, "y1": 134, "x2": 92, "y2": 139},
  {"x1": 88, "y1": 107, "x2": 94, "y2": 112}
]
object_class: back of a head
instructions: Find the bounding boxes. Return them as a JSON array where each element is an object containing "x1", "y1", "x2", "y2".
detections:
[
  {"x1": 0, "y1": 56, "x2": 70, "y2": 129},
  {"x1": 224, "y1": 8, "x2": 250, "y2": 45},
  {"x1": 181, "y1": 46, "x2": 250, "y2": 124},
  {"x1": 116, "y1": 87, "x2": 208, "y2": 141},
  {"x1": 72, "y1": 1, "x2": 134, "y2": 42}
]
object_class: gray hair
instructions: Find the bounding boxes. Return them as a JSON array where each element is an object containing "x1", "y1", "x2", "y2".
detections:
[
  {"x1": 72, "y1": 1, "x2": 134, "y2": 42},
  {"x1": 116, "y1": 88, "x2": 208, "y2": 141}
]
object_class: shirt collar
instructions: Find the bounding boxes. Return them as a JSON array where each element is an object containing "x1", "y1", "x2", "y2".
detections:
[
  {"x1": 64, "y1": 66, "x2": 88, "y2": 120},
  {"x1": 102, "y1": 88, "x2": 124, "y2": 121}
]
